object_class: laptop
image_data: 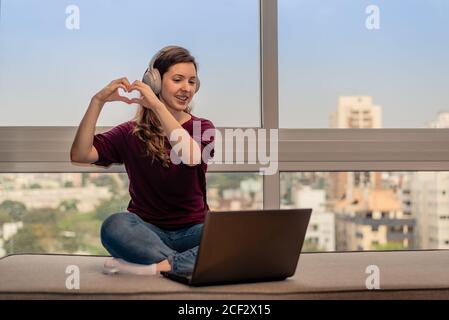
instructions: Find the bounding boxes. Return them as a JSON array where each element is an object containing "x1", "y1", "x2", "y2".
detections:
[{"x1": 161, "y1": 208, "x2": 312, "y2": 286}]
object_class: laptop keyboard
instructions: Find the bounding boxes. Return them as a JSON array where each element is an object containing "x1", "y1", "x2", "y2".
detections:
[
  {"x1": 172, "y1": 271, "x2": 192, "y2": 278},
  {"x1": 162, "y1": 270, "x2": 192, "y2": 278}
]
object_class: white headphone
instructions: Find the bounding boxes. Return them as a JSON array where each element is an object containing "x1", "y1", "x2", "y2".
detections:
[{"x1": 142, "y1": 45, "x2": 201, "y2": 95}]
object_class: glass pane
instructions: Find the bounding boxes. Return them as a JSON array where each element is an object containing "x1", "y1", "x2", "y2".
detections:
[
  {"x1": 281, "y1": 171, "x2": 449, "y2": 252},
  {"x1": 0, "y1": 173, "x2": 129, "y2": 257},
  {"x1": 0, "y1": 0, "x2": 260, "y2": 127},
  {"x1": 206, "y1": 173, "x2": 263, "y2": 211},
  {"x1": 279, "y1": 0, "x2": 449, "y2": 128},
  {"x1": 0, "y1": 172, "x2": 262, "y2": 257}
]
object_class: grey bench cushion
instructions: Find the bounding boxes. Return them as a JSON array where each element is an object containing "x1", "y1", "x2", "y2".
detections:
[{"x1": 1, "y1": 250, "x2": 448, "y2": 299}]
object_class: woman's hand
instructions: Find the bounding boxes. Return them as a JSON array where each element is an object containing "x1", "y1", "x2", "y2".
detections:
[
  {"x1": 93, "y1": 77, "x2": 133, "y2": 104},
  {"x1": 128, "y1": 80, "x2": 163, "y2": 111}
]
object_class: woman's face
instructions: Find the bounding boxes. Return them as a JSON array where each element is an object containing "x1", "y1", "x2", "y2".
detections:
[{"x1": 159, "y1": 62, "x2": 197, "y2": 112}]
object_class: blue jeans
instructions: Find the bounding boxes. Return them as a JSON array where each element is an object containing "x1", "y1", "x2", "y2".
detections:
[{"x1": 100, "y1": 212, "x2": 203, "y2": 273}]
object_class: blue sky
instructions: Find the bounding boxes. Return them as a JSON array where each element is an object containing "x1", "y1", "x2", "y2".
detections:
[
  {"x1": 0, "y1": 0, "x2": 260, "y2": 127},
  {"x1": 278, "y1": 0, "x2": 449, "y2": 128},
  {"x1": 0, "y1": 0, "x2": 448, "y2": 128}
]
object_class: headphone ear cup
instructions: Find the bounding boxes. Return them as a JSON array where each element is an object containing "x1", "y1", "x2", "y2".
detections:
[
  {"x1": 150, "y1": 69, "x2": 162, "y2": 95},
  {"x1": 143, "y1": 68, "x2": 162, "y2": 95}
]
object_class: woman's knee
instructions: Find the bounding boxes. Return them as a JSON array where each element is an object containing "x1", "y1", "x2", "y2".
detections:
[
  {"x1": 100, "y1": 213, "x2": 171, "y2": 264},
  {"x1": 100, "y1": 212, "x2": 132, "y2": 243}
]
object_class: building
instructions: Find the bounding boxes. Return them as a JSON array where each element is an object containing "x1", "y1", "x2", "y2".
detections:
[
  {"x1": 411, "y1": 171, "x2": 449, "y2": 249},
  {"x1": 410, "y1": 112, "x2": 449, "y2": 249},
  {"x1": 334, "y1": 188, "x2": 415, "y2": 251},
  {"x1": 283, "y1": 186, "x2": 335, "y2": 252},
  {"x1": 327, "y1": 96, "x2": 416, "y2": 251},
  {"x1": 330, "y1": 96, "x2": 382, "y2": 129},
  {"x1": 328, "y1": 96, "x2": 383, "y2": 201},
  {"x1": 428, "y1": 111, "x2": 449, "y2": 128},
  {"x1": 0, "y1": 186, "x2": 112, "y2": 213}
]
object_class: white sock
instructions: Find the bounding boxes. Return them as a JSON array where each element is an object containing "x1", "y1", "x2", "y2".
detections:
[{"x1": 103, "y1": 258, "x2": 157, "y2": 275}]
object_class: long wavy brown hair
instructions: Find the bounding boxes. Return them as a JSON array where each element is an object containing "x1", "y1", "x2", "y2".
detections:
[{"x1": 132, "y1": 46, "x2": 198, "y2": 167}]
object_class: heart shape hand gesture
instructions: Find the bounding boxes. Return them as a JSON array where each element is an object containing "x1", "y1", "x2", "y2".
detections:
[
  {"x1": 117, "y1": 87, "x2": 141, "y2": 102},
  {"x1": 127, "y1": 80, "x2": 162, "y2": 111},
  {"x1": 93, "y1": 77, "x2": 163, "y2": 112}
]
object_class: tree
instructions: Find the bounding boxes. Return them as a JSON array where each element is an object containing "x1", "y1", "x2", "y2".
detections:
[
  {"x1": 94, "y1": 194, "x2": 130, "y2": 221},
  {"x1": 0, "y1": 200, "x2": 27, "y2": 222},
  {"x1": 64, "y1": 181, "x2": 74, "y2": 188},
  {"x1": 0, "y1": 210, "x2": 13, "y2": 224},
  {"x1": 302, "y1": 238, "x2": 327, "y2": 252},
  {"x1": 23, "y1": 208, "x2": 58, "y2": 224},
  {"x1": 206, "y1": 173, "x2": 258, "y2": 197},
  {"x1": 58, "y1": 199, "x2": 79, "y2": 213},
  {"x1": 372, "y1": 242, "x2": 405, "y2": 251},
  {"x1": 5, "y1": 225, "x2": 45, "y2": 254}
]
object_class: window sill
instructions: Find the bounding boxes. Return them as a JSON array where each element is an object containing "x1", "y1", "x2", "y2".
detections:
[{"x1": 0, "y1": 250, "x2": 448, "y2": 299}]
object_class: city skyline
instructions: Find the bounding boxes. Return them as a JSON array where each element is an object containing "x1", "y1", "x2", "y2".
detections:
[{"x1": 3, "y1": 168, "x2": 449, "y2": 255}]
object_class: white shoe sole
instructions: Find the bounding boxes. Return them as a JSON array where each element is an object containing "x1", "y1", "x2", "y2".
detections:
[
  {"x1": 103, "y1": 258, "x2": 119, "y2": 275},
  {"x1": 102, "y1": 266, "x2": 119, "y2": 275}
]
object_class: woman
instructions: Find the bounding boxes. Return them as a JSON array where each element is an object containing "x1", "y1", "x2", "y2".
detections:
[{"x1": 70, "y1": 46, "x2": 215, "y2": 275}]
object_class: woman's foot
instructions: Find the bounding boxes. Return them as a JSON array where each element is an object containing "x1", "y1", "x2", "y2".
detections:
[
  {"x1": 156, "y1": 259, "x2": 172, "y2": 272},
  {"x1": 103, "y1": 258, "x2": 120, "y2": 275},
  {"x1": 102, "y1": 258, "x2": 157, "y2": 275}
]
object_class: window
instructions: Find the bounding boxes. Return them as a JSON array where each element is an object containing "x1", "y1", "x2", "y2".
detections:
[
  {"x1": 0, "y1": 172, "x2": 262, "y2": 257},
  {"x1": 0, "y1": 173, "x2": 129, "y2": 257},
  {"x1": 390, "y1": 226, "x2": 403, "y2": 233},
  {"x1": 2, "y1": 1, "x2": 449, "y2": 258},
  {"x1": 278, "y1": 0, "x2": 449, "y2": 128},
  {"x1": 0, "y1": 0, "x2": 260, "y2": 127},
  {"x1": 280, "y1": 171, "x2": 449, "y2": 252}
]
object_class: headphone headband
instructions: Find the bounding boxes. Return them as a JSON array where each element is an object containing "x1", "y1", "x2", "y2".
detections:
[{"x1": 148, "y1": 45, "x2": 180, "y2": 73}]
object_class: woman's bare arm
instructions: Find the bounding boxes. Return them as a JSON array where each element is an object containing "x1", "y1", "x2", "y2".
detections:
[
  {"x1": 70, "y1": 77, "x2": 131, "y2": 163},
  {"x1": 70, "y1": 97, "x2": 103, "y2": 163}
]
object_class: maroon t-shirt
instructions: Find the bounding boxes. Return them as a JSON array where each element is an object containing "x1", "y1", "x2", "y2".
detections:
[{"x1": 92, "y1": 115, "x2": 215, "y2": 230}]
